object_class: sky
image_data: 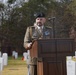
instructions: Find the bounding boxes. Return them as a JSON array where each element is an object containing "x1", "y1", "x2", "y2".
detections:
[
  {"x1": 0, "y1": 0, "x2": 61, "y2": 4},
  {"x1": 0, "y1": 0, "x2": 7, "y2": 3},
  {"x1": 0, "y1": 0, "x2": 29, "y2": 4}
]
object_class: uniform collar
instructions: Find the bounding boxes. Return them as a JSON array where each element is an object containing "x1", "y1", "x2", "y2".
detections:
[
  {"x1": 34, "y1": 23, "x2": 44, "y2": 29},
  {"x1": 36, "y1": 25, "x2": 44, "y2": 29}
]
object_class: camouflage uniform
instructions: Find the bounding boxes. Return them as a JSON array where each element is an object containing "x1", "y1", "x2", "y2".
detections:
[{"x1": 24, "y1": 25, "x2": 53, "y2": 75}]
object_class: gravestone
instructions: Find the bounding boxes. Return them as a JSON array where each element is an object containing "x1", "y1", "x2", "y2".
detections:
[
  {"x1": 2, "y1": 53, "x2": 8, "y2": 66},
  {"x1": 14, "y1": 52, "x2": 18, "y2": 59},
  {"x1": 66, "y1": 56, "x2": 76, "y2": 75},
  {"x1": 0, "y1": 57, "x2": 3, "y2": 71},
  {"x1": 75, "y1": 51, "x2": 76, "y2": 56},
  {"x1": 23, "y1": 50, "x2": 30, "y2": 61},
  {"x1": 12, "y1": 51, "x2": 16, "y2": 58},
  {"x1": 23, "y1": 51, "x2": 30, "y2": 75},
  {"x1": 23, "y1": 52, "x2": 28, "y2": 61},
  {"x1": 0, "y1": 52, "x2": 1, "y2": 57}
]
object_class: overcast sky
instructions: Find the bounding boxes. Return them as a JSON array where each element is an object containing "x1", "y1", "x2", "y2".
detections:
[
  {"x1": 0, "y1": 0, "x2": 61, "y2": 3},
  {"x1": 0, "y1": 0, "x2": 7, "y2": 3},
  {"x1": 0, "y1": 0, "x2": 29, "y2": 4}
]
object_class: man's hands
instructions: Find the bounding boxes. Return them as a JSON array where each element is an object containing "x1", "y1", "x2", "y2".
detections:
[
  {"x1": 25, "y1": 42, "x2": 32, "y2": 50},
  {"x1": 27, "y1": 42, "x2": 32, "y2": 48},
  {"x1": 25, "y1": 40, "x2": 36, "y2": 50}
]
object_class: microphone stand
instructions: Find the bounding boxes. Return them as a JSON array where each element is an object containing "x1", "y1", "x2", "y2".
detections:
[
  {"x1": 48, "y1": 17, "x2": 60, "y2": 75},
  {"x1": 48, "y1": 17, "x2": 55, "y2": 38}
]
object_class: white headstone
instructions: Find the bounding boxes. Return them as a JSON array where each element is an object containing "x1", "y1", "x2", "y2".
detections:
[
  {"x1": 2, "y1": 53, "x2": 8, "y2": 66},
  {"x1": 23, "y1": 50, "x2": 31, "y2": 64},
  {"x1": 0, "y1": 57, "x2": 3, "y2": 71},
  {"x1": 14, "y1": 52, "x2": 18, "y2": 59},
  {"x1": 66, "y1": 56, "x2": 76, "y2": 75},
  {"x1": 0, "y1": 52, "x2": 1, "y2": 57},
  {"x1": 75, "y1": 51, "x2": 76, "y2": 56},
  {"x1": 23, "y1": 52, "x2": 28, "y2": 61},
  {"x1": 12, "y1": 51, "x2": 16, "y2": 57},
  {"x1": 66, "y1": 56, "x2": 72, "y2": 60}
]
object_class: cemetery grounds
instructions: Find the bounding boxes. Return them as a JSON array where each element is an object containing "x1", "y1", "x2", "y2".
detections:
[{"x1": 0, "y1": 56, "x2": 28, "y2": 75}]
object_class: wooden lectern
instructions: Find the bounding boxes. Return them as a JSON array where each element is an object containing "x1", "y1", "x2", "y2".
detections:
[{"x1": 30, "y1": 38, "x2": 75, "y2": 75}]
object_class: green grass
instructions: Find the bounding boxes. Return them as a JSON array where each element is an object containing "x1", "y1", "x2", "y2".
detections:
[
  {"x1": 8, "y1": 56, "x2": 26, "y2": 65},
  {"x1": 2, "y1": 56, "x2": 28, "y2": 75}
]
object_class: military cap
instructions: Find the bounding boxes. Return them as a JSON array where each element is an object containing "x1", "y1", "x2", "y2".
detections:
[{"x1": 34, "y1": 12, "x2": 45, "y2": 18}]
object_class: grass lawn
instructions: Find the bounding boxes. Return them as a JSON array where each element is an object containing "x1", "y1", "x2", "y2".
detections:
[{"x1": 1, "y1": 56, "x2": 28, "y2": 75}]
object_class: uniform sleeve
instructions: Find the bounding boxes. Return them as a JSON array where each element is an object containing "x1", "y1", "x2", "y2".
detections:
[{"x1": 23, "y1": 27, "x2": 31, "y2": 49}]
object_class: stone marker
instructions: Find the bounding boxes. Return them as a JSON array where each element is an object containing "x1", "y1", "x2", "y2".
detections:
[
  {"x1": 66, "y1": 56, "x2": 76, "y2": 75},
  {"x1": 23, "y1": 52, "x2": 28, "y2": 61},
  {"x1": 0, "y1": 52, "x2": 1, "y2": 57},
  {"x1": 14, "y1": 52, "x2": 18, "y2": 59},
  {"x1": 0, "y1": 57, "x2": 3, "y2": 71},
  {"x1": 2, "y1": 53, "x2": 8, "y2": 66},
  {"x1": 12, "y1": 51, "x2": 16, "y2": 58}
]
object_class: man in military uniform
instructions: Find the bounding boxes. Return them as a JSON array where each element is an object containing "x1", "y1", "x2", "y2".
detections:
[{"x1": 24, "y1": 12, "x2": 53, "y2": 75}]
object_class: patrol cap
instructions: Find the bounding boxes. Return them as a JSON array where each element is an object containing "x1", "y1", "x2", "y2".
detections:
[{"x1": 34, "y1": 12, "x2": 45, "y2": 18}]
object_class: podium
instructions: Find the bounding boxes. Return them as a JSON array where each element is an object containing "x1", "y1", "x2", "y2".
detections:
[{"x1": 30, "y1": 38, "x2": 75, "y2": 75}]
